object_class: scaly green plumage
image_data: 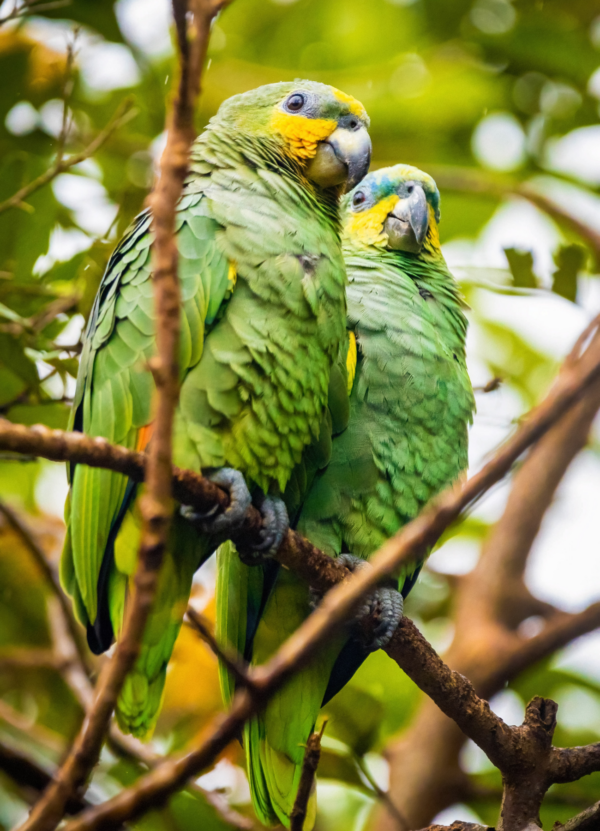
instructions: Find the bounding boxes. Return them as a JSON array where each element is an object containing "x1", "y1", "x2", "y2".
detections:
[
  {"x1": 224, "y1": 165, "x2": 475, "y2": 828},
  {"x1": 61, "y1": 81, "x2": 369, "y2": 737}
]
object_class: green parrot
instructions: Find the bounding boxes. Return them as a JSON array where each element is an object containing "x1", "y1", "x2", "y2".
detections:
[
  {"x1": 216, "y1": 164, "x2": 475, "y2": 828},
  {"x1": 60, "y1": 80, "x2": 371, "y2": 738}
]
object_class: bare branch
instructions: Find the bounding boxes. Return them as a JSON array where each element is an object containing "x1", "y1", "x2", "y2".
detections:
[
  {"x1": 16, "y1": 1, "x2": 225, "y2": 828},
  {"x1": 290, "y1": 723, "x2": 326, "y2": 831},
  {"x1": 185, "y1": 607, "x2": 256, "y2": 692},
  {"x1": 552, "y1": 800, "x2": 600, "y2": 831},
  {"x1": 0, "y1": 741, "x2": 89, "y2": 815},
  {"x1": 0, "y1": 499, "x2": 92, "y2": 675},
  {"x1": 0, "y1": 99, "x2": 137, "y2": 217}
]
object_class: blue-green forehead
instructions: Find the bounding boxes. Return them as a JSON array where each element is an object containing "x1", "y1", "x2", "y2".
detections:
[{"x1": 355, "y1": 165, "x2": 441, "y2": 220}]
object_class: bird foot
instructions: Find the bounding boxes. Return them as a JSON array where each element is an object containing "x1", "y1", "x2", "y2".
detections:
[
  {"x1": 237, "y1": 493, "x2": 289, "y2": 565},
  {"x1": 180, "y1": 467, "x2": 251, "y2": 539},
  {"x1": 333, "y1": 554, "x2": 404, "y2": 651}
]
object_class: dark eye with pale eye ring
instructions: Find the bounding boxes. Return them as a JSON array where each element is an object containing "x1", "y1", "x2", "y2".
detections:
[
  {"x1": 285, "y1": 93, "x2": 305, "y2": 112},
  {"x1": 352, "y1": 191, "x2": 366, "y2": 208}
]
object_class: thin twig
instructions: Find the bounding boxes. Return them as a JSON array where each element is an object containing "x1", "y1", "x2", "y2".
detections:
[
  {"x1": 290, "y1": 722, "x2": 326, "y2": 831},
  {"x1": 185, "y1": 607, "x2": 255, "y2": 692},
  {"x1": 0, "y1": 499, "x2": 92, "y2": 675},
  {"x1": 0, "y1": 99, "x2": 137, "y2": 217},
  {"x1": 0, "y1": 0, "x2": 71, "y2": 25},
  {"x1": 352, "y1": 753, "x2": 409, "y2": 831}
]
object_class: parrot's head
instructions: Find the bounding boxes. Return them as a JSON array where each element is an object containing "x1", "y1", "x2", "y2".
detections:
[
  {"x1": 343, "y1": 164, "x2": 442, "y2": 257},
  {"x1": 213, "y1": 81, "x2": 371, "y2": 192}
]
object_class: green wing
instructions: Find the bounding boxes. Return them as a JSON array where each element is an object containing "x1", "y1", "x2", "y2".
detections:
[{"x1": 60, "y1": 192, "x2": 235, "y2": 735}]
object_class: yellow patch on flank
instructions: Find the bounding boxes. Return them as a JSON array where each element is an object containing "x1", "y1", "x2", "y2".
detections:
[
  {"x1": 270, "y1": 111, "x2": 336, "y2": 159},
  {"x1": 227, "y1": 261, "x2": 237, "y2": 289},
  {"x1": 331, "y1": 87, "x2": 368, "y2": 120},
  {"x1": 346, "y1": 194, "x2": 398, "y2": 247},
  {"x1": 346, "y1": 330, "x2": 357, "y2": 394}
]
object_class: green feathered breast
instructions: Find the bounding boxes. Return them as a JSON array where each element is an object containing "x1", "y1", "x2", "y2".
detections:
[
  {"x1": 61, "y1": 81, "x2": 355, "y2": 737},
  {"x1": 230, "y1": 167, "x2": 475, "y2": 829}
]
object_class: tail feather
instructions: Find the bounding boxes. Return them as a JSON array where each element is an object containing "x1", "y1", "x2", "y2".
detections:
[
  {"x1": 109, "y1": 509, "x2": 208, "y2": 737},
  {"x1": 243, "y1": 568, "x2": 341, "y2": 828}
]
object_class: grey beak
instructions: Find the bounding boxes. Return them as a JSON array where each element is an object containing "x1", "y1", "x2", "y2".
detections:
[
  {"x1": 385, "y1": 183, "x2": 429, "y2": 253},
  {"x1": 328, "y1": 124, "x2": 372, "y2": 192},
  {"x1": 306, "y1": 125, "x2": 371, "y2": 192}
]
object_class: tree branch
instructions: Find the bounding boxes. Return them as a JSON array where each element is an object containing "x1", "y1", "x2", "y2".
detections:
[
  {"x1": 553, "y1": 800, "x2": 600, "y2": 831},
  {"x1": 3, "y1": 229, "x2": 600, "y2": 830},
  {"x1": 16, "y1": 2, "x2": 223, "y2": 829},
  {"x1": 0, "y1": 741, "x2": 89, "y2": 815},
  {"x1": 375, "y1": 317, "x2": 600, "y2": 829}
]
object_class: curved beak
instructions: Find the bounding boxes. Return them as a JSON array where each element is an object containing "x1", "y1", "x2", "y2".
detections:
[
  {"x1": 306, "y1": 124, "x2": 371, "y2": 192},
  {"x1": 385, "y1": 183, "x2": 429, "y2": 253}
]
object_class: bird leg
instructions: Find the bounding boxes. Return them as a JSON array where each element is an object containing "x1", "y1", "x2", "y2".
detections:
[
  {"x1": 312, "y1": 553, "x2": 404, "y2": 651},
  {"x1": 181, "y1": 469, "x2": 289, "y2": 563},
  {"x1": 180, "y1": 467, "x2": 252, "y2": 538},
  {"x1": 237, "y1": 492, "x2": 289, "y2": 565}
]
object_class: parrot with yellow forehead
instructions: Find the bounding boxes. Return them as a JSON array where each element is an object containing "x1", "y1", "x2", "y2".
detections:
[
  {"x1": 60, "y1": 81, "x2": 371, "y2": 737},
  {"x1": 217, "y1": 164, "x2": 474, "y2": 828}
]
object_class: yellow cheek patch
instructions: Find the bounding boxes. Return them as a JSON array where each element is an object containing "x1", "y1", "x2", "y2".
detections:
[
  {"x1": 270, "y1": 111, "x2": 336, "y2": 159},
  {"x1": 346, "y1": 194, "x2": 398, "y2": 247},
  {"x1": 424, "y1": 204, "x2": 442, "y2": 255},
  {"x1": 346, "y1": 330, "x2": 357, "y2": 394},
  {"x1": 332, "y1": 88, "x2": 367, "y2": 120}
]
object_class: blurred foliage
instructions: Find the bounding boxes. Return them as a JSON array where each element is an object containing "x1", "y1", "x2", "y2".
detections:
[{"x1": 0, "y1": 0, "x2": 599, "y2": 828}]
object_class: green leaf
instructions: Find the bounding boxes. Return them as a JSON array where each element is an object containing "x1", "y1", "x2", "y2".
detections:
[
  {"x1": 551, "y1": 243, "x2": 586, "y2": 303},
  {"x1": 504, "y1": 248, "x2": 538, "y2": 289}
]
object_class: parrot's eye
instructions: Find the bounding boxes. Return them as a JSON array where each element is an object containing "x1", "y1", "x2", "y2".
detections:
[
  {"x1": 285, "y1": 93, "x2": 306, "y2": 113},
  {"x1": 352, "y1": 191, "x2": 366, "y2": 208},
  {"x1": 348, "y1": 117, "x2": 360, "y2": 130}
]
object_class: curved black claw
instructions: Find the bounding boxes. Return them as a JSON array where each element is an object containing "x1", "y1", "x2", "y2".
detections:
[
  {"x1": 238, "y1": 494, "x2": 289, "y2": 566},
  {"x1": 338, "y1": 554, "x2": 404, "y2": 651},
  {"x1": 180, "y1": 468, "x2": 252, "y2": 539}
]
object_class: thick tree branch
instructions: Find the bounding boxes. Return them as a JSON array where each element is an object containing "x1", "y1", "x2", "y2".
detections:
[
  {"x1": 3, "y1": 242, "x2": 600, "y2": 829},
  {"x1": 375, "y1": 324, "x2": 600, "y2": 829}
]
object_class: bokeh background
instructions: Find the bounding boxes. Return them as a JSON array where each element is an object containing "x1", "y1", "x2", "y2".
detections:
[{"x1": 1, "y1": 0, "x2": 600, "y2": 828}]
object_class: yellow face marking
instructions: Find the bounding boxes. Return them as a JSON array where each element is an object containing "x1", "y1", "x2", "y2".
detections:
[
  {"x1": 423, "y1": 204, "x2": 442, "y2": 256},
  {"x1": 270, "y1": 111, "x2": 336, "y2": 160},
  {"x1": 345, "y1": 194, "x2": 398, "y2": 247},
  {"x1": 332, "y1": 87, "x2": 368, "y2": 120},
  {"x1": 346, "y1": 330, "x2": 357, "y2": 393}
]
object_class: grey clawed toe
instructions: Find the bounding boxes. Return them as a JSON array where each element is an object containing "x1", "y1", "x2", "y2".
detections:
[
  {"x1": 180, "y1": 467, "x2": 252, "y2": 538},
  {"x1": 238, "y1": 493, "x2": 289, "y2": 565},
  {"x1": 337, "y1": 554, "x2": 404, "y2": 651}
]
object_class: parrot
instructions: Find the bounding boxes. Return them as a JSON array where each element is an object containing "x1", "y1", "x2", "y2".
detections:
[
  {"x1": 60, "y1": 80, "x2": 371, "y2": 738},
  {"x1": 216, "y1": 164, "x2": 475, "y2": 828}
]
